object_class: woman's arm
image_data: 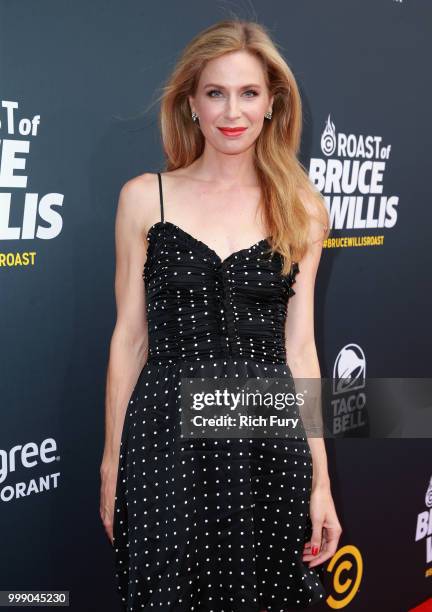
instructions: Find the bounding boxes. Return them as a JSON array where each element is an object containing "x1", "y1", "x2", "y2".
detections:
[
  {"x1": 101, "y1": 178, "x2": 149, "y2": 467},
  {"x1": 284, "y1": 194, "x2": 342, "y2": 567},
  {"x1": 100, "y1": 175, "x2": 153, "y2": 542},
  {"x1": 284, "y1": 205, "x2": 330, "y2": 487}
]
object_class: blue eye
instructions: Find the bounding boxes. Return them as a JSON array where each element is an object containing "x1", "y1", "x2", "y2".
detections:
[{"x1": 206, "y1": 89, "x2": 259, "y2": 98}]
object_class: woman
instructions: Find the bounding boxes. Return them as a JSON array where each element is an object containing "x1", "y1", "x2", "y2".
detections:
[{"x1": 100, "y1": 19, "x2": 342, "y2": 612}]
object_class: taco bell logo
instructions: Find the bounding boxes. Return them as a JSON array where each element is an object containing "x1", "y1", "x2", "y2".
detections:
[{"x1": 333, "y1": 343, "x2": 366, "y2": 395}]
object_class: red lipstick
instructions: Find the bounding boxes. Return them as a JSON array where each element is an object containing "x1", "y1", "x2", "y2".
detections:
[{"x1": 217, "y1": 127, "x2": 247, "y2": 137}]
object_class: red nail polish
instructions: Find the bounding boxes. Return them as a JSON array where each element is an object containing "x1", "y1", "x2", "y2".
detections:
[{"x1": 311, "y1": 545, "x2": 319, "y2": 555}]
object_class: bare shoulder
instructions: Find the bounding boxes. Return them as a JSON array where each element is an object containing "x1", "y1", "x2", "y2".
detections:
[
  {"x1": 117, "y1": 172, "x2": 161, "y2": 235},
  {"x1": 297, "y1": 187, "x2": 329, "y2": 244}
]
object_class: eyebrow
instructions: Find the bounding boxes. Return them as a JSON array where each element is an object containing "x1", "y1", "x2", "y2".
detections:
[{"x1": 203, "y1": 83, "x2": 262, "y2": 89}]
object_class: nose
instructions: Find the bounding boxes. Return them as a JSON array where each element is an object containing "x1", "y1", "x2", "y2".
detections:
[{"x1": 224, "y1": 94, "x2": 241, "y2": 119}]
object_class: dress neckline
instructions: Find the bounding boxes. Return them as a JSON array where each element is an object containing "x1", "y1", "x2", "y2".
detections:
[{"x1": 146, "y1": 220, "x2": 272, "y2": 267}]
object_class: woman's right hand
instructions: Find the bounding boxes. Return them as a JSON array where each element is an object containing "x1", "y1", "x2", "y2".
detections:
[{"x1": 100, "y1": 459, "x2": 119, "y2": 545}]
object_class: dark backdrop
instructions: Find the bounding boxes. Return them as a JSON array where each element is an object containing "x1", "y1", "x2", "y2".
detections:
[{"x1": 1, "y1": 1, "x2": 431, "y2": 610}]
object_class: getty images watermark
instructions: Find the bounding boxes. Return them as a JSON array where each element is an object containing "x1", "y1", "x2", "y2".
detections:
[{"x1": 179, "y1": 377, "x2": 432, "y2": 439}]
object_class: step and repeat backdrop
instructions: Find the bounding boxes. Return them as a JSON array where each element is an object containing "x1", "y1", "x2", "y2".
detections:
[{"x1": 1, "y1": 1, "x2": 431, "y2": 610}]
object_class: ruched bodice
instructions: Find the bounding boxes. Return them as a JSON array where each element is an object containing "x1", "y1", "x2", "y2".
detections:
[{"x1": 143, "y1": 221, "x2": 299, "y2": 365}]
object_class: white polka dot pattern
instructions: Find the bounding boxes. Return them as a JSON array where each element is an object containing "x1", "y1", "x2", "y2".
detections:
[{"x1": 112, "y1": 176, "x2": 326, "y2": 611}]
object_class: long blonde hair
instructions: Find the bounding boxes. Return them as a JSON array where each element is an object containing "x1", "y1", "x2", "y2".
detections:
[{"x1": 156, "y1": 19, "x2": 330, "y2": 275}]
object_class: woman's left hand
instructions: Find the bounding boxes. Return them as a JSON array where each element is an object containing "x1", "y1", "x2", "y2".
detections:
[{"x1": 302, "y1": 483, "x2": 342, "y2": 568}]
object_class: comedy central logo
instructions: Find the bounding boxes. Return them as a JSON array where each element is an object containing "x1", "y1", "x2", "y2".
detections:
[
  {"x1": 325, "y1": 544, "x2": 363, "y2": 608},
  {"x1": 310, "y1": 114, "x2": 399, "y2": 233},
  {"x1": 331, "y1": 344, "x2": 367, "y2": 435},
  {"x1": 321, "y1": 115, "x2": 336, "y2": 156}
]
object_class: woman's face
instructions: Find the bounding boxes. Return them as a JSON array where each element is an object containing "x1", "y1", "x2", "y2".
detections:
[{"x1": 188, "y1": 50, "x2": 274, "y2": 153}]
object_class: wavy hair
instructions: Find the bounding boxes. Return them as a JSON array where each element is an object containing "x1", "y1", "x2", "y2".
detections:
[{"x1": 156, "y1": 19, "x2": 330, "y2": 275}]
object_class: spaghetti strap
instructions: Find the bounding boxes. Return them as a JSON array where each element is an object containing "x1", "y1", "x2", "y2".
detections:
[{"x1": 157, "y1": 172, "x2": 164, "y2": 223}]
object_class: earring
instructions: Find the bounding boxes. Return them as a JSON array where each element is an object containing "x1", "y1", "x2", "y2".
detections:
[
  {"x1": 264, "y1": 110, "x2": 272, "y2": 120},
  {"x1": 191, "y1": 112, "x2": 198, "y2": 122}
]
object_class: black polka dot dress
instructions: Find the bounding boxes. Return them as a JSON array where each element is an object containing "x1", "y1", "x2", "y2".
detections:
[{"x1": 112, "y1": 172, "x2": 327, "y2": 611}]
